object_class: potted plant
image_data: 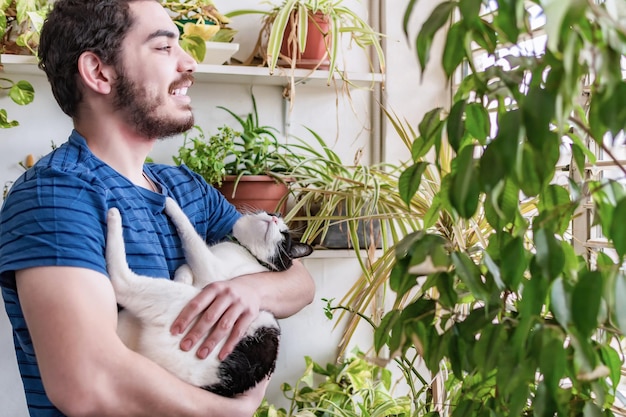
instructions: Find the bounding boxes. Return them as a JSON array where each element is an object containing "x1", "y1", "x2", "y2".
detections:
[
  {"x1": 161, "y1": 0, "x2": 237, "y2": 64},
  {"x1": 362, "y1": 1, "x2": 626, "y2": 416},
  {"x1": 284, "y1": 127, "x2": 425, "y2": 251},
  {"x1": 0, "y1": 0, "x2": 47, "y2": 128},
  {"x1": 1, "y1": 0, "x2": 49, "y2": 56},
  {"x1": 227, "y1": 0, "x2": 385, "y2": 84},
  {"x1": 0, "y1": 74, "x2": 34, "y2": 128},
  {"x1": 175, "y1": 95, "x2": 293, "y2": 213},
  {"x1": 172, "y1": 125, "x2": 237, "y2": 187},
  {"x1": 253, "y1": 351, "x2": 412, "y2": 417}
]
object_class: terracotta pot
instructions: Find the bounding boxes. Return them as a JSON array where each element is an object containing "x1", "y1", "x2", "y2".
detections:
[
  {"x1": 279, "y1": 11, "x2": 331, "y2": 70},
  {"x1": 216, "y1": 175, "x2": 289, "y2": 214}
]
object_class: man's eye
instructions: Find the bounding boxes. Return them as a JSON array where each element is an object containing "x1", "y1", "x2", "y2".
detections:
[{"x1": 157, "y1": 45, "x2": 172, "y2": 51}]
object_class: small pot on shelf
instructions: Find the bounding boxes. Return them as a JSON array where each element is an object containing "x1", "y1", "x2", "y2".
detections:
[
  {"x1": 216, "y1": 175, "x2": 290, "y2": 214},
  {"x1": 279, "y1": 11, "x2": 331, "y2": 70}
]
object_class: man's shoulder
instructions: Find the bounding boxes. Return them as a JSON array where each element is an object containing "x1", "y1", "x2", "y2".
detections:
[
  {"x1": 148, "y1": 163, "x2": 212, "y2": 203},
  {"x1": 149, "y1": 163, "x2": 204, "y2": 186}
]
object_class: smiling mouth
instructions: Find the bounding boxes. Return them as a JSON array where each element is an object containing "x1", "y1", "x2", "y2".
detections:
[
  {"x1": 169, "y1": 73, "x2": 195, "y2": 96},
  {"x1": 171, "y1": 87, "x2": 189, "y2": 96}
]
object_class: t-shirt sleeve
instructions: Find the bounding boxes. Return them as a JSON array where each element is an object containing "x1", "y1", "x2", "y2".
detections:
[
  {"x1": 203, "y1": 180, "x2": 241, "y2": 243},
  {"x1": 164, "y1": 165, "x2": 241, "y2": 244},
  {"x1": 0, "y1": 168, "x2": 108, "y2": 289}
]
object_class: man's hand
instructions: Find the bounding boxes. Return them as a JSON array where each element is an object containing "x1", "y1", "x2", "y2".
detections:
[
  {"x1": 171, "y1": 260, "x2": 314, "y2": 361},
  {"x1": 171, "y1": 279, "x2": 261, "y2": 360}
]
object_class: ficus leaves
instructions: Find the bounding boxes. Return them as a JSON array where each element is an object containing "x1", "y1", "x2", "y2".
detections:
[{"x1": 379, "y1": 0, "x2": 626, "y2": 415}]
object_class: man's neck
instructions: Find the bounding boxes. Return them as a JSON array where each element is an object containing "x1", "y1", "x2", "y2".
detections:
[{"x1": 74, "y1": 118, "x2": 156, "y2": 185}]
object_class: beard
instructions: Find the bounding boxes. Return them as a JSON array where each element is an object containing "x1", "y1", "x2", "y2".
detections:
[{"x1": 112, "y1": 69, "x2": 195, "y2": 139}]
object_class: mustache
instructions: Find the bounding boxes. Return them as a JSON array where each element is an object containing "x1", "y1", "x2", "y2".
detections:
[{"x1": 170, "y1": 73, "x2": 195, "y2": 90}]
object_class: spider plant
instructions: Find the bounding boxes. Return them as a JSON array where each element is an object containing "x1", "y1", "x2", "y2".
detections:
[{"x1": 227, "y1": 0, "x2": 385, "y2": 84}]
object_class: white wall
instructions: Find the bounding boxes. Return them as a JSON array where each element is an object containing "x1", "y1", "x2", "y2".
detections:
[{"x1": 0, "y1": 0, "x2": 447, "y2": 414}]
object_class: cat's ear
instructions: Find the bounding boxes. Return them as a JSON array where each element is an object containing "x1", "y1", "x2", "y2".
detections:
[{"x1": 290, "y1": 243, "x2": 313, "y2": 259}]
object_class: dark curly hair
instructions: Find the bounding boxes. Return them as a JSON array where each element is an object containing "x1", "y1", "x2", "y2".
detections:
[{"x1": 38, "y1": 0, "x2": 156, "y2": 118}]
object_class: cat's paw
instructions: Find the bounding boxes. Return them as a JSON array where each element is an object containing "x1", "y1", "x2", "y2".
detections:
[
  {"x1": 164, "y1": 197, "x2": 179, "y2": 214},
  {"x1": 174, "y1": 264, "x2": 194, "y2": 285},
  {"x1": 107, "y1": 207, "x2": 122, "y2": 229}
]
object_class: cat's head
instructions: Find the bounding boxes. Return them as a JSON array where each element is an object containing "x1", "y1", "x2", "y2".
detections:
[{"x1": 231, "y1": 212, "x2": 313, "y2": 272}]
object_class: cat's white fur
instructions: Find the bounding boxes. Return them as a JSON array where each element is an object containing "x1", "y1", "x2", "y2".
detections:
[{"x1": 106, "y1": 197, "x2": 288, "y2": 389}]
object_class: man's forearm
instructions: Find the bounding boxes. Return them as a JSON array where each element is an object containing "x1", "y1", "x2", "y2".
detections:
[
  {"x1": 65, "y1": 346, "x2": 263, "y2": 417},
  {"x1": 17, "y1": 266, "x2": 264, "y2": 417},
  {"x1": 241, "y1": 260, "x2": 315, "y2": 318}
]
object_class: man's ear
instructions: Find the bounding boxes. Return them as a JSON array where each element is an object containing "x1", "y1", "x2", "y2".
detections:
[{"x1": 77, "y1": 51, "x2": 116, "y2": 95}]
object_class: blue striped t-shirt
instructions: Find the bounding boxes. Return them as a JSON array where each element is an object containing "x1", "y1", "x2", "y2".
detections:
[{"x1": 0, "y1": 130, "x2": 241, "y2": 416}]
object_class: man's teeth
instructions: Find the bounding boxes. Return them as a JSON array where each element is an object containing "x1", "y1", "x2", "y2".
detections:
[{"x1": 172, "y1": 87, "x2": 188, "y2": 96}]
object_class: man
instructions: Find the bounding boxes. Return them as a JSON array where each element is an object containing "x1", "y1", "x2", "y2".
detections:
[{"x1": 0, "y1": 0, "x2": 315, "y2": 416}]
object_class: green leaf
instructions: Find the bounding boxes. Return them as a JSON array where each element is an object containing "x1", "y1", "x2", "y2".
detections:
[
  {"x1": 482, "y1": 251, "x2": 505, "y2": 291},
  {"x1": 609, "y1": 198, "x2": 626, "y2": 259},
  {"x1": 599, "y1": 345, "x2": 621, "y2": 389},
  {"x1": 415, "y1": 107, "x2": 444, "y2": 159},
  {"x1": 389, "y1": 255, "x2": 416, "y2": 299},
  {"x1": 550, "y1": 278, "x2": 571, "y2": 328},
  {"x1": 8, "y1": 80, "x2": 35, "y2": 105},
  {"x1": 518, "y1": 140, "x2": 558, "y2": 198},
  {"x1": 500, "y1": 236, "x2": 526, "y2": 290},
  {"x1": 543, "y1": 0, "x2": 587, "y2": 53},
  {"x1": 398, "y1": 161, "x2": 428, "y2": 208},
  {"x1": 423, "y1": 194, "x2": 442, "y2": 229},
  {"x1": 533, "y1": 381, "x2": 559, "y2": 417},
  {"x1": 469, "y1": 19, "x2": 497, "y2": 53},
  {"x1": 0, "y1": 109, "x2": 18, "y2": 128},
  {"x1": 572, "y1": 271, "x2": 603, "y2": 339},
  {"x1": 523, "y1": 86, "x2": 556, "y2": 149},
  {"x1": 458, "y1": 0, "x2": 482, "y2": 22},
  {"x1": 537, "y1": 184, "x2": 574, "y2": 235},
  {"x1": 473, "y1": 324, "x2": 505, "y2": 375},
  {"x1": 374, "y1": 310, "x2": 400, "y2": 353},
  {"x1": 435, "y1": 272, "x2": 458, "y2": 308},
  {"x1": 415, "y1": 1, "x2": 456, "y2": 73},
  {"x1": 493, "y1": 0, "x2": 520, "y2": 42},
  {"x1": 0, "y1": 13, "x2": 6, "y2": 40},
  {"x1": 447, "y1": 99, "x2": 466, "y2": 153},
  {"x1": 520, "y1": 267, "x2": 549, "y2": 318},
  {"x1": 448, "y1": 332, "x2": 465, "y2": 379},
  {"x1": 417, "y1": 107, "x2": 443, "y2": 139},
  {"x1": 452, "y1": 252, "x2": 488, "y2": 301},
  {"x1": 480, "y1": 110, "x2": 520, "y2": 191},
  {"x1": 613, "y1": 274, "x2": 626, "y2": 335},
  {"x1": 582, "y1": 402, "x2": 603, "y2": 417},
  {"x1": 533, "y1": 228, "x2": 565, "y2": 282},
  {"x1": 402, "y1": 0, "x2": 419, "y2": 37},
  {"x1": 449, "y1": 145, "x2": 480, "y2": 218},
  {"x1": 539, "y1": 327, "x2": 566, "y2": 395},
  {"x1": 180, "y1": 35, "x2": 206, "y2": 62},
  {"x1": 442, "y1": 22, "x2": 466, "y2": 77},
  {"x1": 465, "y1": 102, "x2": 490, "y2": 144}
]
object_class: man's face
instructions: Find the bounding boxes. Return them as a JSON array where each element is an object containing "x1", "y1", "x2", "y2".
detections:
[{"x1": 113, "y1": 1, "x2": 197, "y2": 139}]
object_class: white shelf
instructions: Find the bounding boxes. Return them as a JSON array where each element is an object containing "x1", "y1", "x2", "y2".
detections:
[
  {"x1": 1, "y1": 54, "x2": 384, "y2": 88},
  {"x1": 306, "y1": 248, "x2": 383, "y2": 259}
]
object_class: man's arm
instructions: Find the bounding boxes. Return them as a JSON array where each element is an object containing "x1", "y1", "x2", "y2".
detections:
[
  {"x1": 17, "y1": 266, "x2": 268, "y2": 417},
  {"x1": 172, "y1": 260, "x2": 315, "y2": 360}
]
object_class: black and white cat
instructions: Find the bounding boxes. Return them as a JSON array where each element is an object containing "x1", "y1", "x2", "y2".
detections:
[{"x1": 105, "y1": 197, "x2": 313, "y2": 397}]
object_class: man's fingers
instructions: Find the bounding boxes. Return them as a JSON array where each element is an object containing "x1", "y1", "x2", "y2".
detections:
[
  {"x1": 195, "y1": 304, "x2": 249, "y2": 359},
  {"x1": 170, "y1": 289, "x2": 217, "y2": 336},
  {"x1": 217, "y1": 311, "x2": 255, "y2": 360},
  {"x1": 178, "y1": 297, "x2": 230, "y2": 352},
  {"x1": 169, "y1": 280, "x2": 260, "y2": 360}
]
